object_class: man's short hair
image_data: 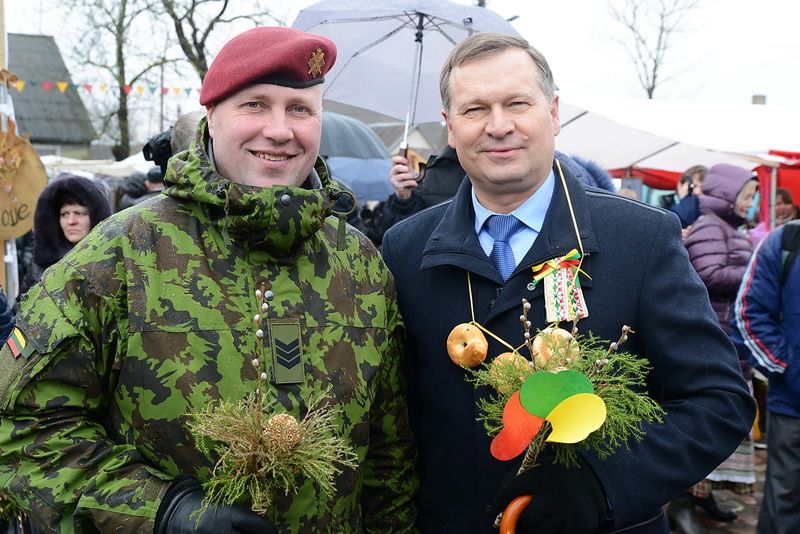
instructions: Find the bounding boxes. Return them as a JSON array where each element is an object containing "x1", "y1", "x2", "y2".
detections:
[
  {"x1": 439, "y1": 32, "x2": 557, "y2": 112},
  {"x1": 146, "y1": 166, "x2": 164, "y2": 185},
  {"x1": 681, "y1": 165, "x2": 708, "y2": 185},
  {"x1": 171, "y1": 109, "x2": 206, "y2": 154}
]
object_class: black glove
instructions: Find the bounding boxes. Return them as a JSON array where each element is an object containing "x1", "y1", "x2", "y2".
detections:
[
  {"x1": 488, "y1": 453, "x2": 611, "y2": 534},
  {"x1": 154, "y1": 476, "x2": 276, "y2": 534}
]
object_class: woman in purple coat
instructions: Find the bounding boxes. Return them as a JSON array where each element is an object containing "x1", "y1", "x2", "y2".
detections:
[
  {"x1": 674, "y1": 163, "x2": 758, "y2": 532},
  {"x1": 686, "y1": 164, "x2": 758, "y2": 340}
]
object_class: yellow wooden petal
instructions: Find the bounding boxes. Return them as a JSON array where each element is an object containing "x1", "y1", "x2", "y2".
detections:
[{"x1": 545, "y1": 393, "x2": 606, "y2": 443}]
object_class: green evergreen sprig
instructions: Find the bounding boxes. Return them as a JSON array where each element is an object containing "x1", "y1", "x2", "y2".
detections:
[
  {"x1": 188, "y1": 390, "x2": 358, "y2": 516},
  {"x1": 0, "y1": 491, "x2": 19, "y2": 524}
]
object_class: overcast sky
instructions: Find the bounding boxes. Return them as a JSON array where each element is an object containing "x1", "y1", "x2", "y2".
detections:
[
  {"x1": 489, "y1": 0, "x2": 800, "y2": 108},
  {"x1": 5, "y1": 0, "x2": 799, "y2": 108}
]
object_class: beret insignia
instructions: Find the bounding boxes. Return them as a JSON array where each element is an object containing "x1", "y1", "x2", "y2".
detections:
[{"x1": 308, "y1": 48, "x2": 325, "y2": 77}]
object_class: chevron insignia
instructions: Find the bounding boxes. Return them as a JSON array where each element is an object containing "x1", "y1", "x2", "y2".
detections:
[
  {"x1": 269, "y1": 320, "x2": 304, "y2": 385},
  {"x1": 275, "y1": 338, "x2": 301, "y2": 368}
]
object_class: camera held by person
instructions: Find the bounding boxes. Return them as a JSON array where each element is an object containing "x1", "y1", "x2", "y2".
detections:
[{"x1": 143, "y1": 129, "x2": 173, "y2": 177}]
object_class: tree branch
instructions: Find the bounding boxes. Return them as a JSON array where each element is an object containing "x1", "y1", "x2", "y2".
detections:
[{"x1": 609, "y1": 0, "x2": 700, "y2": 98}]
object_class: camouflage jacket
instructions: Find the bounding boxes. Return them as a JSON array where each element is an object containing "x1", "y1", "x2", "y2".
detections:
[{"x1": 0, "y1": 124, "x2": 418, "y2": 533}]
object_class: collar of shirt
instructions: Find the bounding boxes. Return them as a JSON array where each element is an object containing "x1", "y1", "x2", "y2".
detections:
[{"x1": 472, "y1": 170, "x2": 555, "y2": 266}]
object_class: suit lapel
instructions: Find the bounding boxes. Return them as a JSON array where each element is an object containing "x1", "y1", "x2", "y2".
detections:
[{"x1": 421, "y1": 179, "x2": 502, "y2": 283}]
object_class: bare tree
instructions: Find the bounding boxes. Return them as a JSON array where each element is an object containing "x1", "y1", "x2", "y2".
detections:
[
  {"x1": 65, "y1": 0, "x2": 180, "y2": 159},
  {"x1": 610, "y1": 0, "x2": 700, "y2": 99},
  {"x1": 159, "y1": 0, "x2": 286, "y2": 81}
]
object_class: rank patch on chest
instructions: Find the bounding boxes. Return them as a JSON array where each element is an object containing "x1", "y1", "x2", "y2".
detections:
[
  {"x1": 5, "y1": 326, "x2": 35, "y2": 359},
  {"x1": 268, "y1": 320, "x2": 304, "y2": 385}
]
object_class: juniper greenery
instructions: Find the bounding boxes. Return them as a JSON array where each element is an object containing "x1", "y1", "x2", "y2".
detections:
[{"x1": 188, "y1": 391, "x2": 358, "y2": 516}]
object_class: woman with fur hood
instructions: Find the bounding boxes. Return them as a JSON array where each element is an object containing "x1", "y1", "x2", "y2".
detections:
[{"x1": 18, "y1": 174, "x2": 112, "y2": 297}]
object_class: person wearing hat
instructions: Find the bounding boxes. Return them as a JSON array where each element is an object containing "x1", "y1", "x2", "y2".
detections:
[{"x1": 0, "y1": 26, "x2": 417, "y2": 533}]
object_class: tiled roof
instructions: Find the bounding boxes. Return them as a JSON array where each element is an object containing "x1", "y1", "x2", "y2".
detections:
[{"x1": 7, "y1": 33, "x2": 95, "y2": 144}]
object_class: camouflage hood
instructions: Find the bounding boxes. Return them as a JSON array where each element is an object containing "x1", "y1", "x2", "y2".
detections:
[{"x1": 164, "y1": 118, "x2": 345, "y2": 256}]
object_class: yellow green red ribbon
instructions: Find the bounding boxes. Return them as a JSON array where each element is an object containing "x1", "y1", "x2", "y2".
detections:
[{"x1": 530, "y1": 249, "x2": 589, "y2": 285}]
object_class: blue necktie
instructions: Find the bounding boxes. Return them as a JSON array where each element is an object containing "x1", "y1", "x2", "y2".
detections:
[{"x1": 485, "y1": 214, "x2": 524, "y2": 281}]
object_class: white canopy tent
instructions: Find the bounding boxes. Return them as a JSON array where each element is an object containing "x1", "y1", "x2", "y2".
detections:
[
  {"x1": 555, "y1": 95, "x2": 800, "y2": 175},
  {"x1": 40, "y1": 153, "x2": 154, "y2": 178},
  {"x1": 555, "y1": 95, "x2": 800, "y2": 228}
]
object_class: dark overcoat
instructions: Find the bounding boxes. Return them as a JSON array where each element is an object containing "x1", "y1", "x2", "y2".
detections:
[{"x1": 382, "y1": 162, "x2": 755, "y2": 533}]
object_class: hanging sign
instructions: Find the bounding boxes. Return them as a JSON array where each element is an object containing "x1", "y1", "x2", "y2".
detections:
[{"x1": 0, "y1": 119, "x2": 47, "y2": 240}]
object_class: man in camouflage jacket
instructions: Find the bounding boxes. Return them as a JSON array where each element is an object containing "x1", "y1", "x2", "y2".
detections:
[{"x1": 0, "y1": 27, "x2": 417, "y2": 533}]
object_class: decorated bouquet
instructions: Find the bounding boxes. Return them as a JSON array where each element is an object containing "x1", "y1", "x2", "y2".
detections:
[
  {"x1": 187, "y1": 283, "x2": 358, "y2": 517},
  {"x1": 448, "y1": 280, "x2": 665, "y2": 531}
]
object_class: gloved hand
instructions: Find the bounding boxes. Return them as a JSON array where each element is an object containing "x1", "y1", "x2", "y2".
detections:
[
  {"x1": 154, "y1": 476, "x2": 277, "y2": 534},
  {"x1": 487, "y1": 453, "x2": 610, "y2": 534}
]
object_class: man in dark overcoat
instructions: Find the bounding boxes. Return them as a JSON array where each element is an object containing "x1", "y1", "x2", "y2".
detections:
[{"x1": 382, "y1": 32, "x2": 755, "y2": 534}]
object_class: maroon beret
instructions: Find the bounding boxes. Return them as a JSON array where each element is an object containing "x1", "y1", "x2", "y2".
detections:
[{"x1": 200, "y1": 26, "x2": 337, "y2": 106}]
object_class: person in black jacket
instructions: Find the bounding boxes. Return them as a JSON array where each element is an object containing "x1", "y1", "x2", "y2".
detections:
[
  {"x1": 669, "y1": 165, "x2": 707, "y2": 235},
  {"x1": 353, "y1": 145, "x2": 464, "y2": 246},
  {"x1": 381, "y1": 31, "x2": 754, "y2": 534},
  {"x1": 386, "y1": 144, "x2": 464, "y2": 214},
  {"x1": 366, "y1": 146, "x2": 615, "y2": 247}
]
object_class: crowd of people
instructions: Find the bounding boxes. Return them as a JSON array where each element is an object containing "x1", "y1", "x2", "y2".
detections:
[
  {"x1": 660, "y1": 162, "x2": 799, "y2": 534},
  {"x1": 0, "y1": 24, "x2": 797, "y2": 534}
]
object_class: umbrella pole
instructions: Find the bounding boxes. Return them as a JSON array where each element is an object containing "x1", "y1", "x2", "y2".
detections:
[
  {"x1": 399, "y1": 110, "x2": 410, "y2": 158},
  {"x1": 400, "y1": 13, "x2": 426, "y2": 157}
]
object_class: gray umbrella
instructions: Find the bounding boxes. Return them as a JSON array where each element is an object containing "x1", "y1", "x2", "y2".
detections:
[
  {"x1": 326, "y1": 156, "x2": 393, "y2": 202},
  {"x1": 321, "y1": 111, "x2": 390, "y2": 160},
  {"x1": 293, "y1": 0, "x2": 519, "y2": 145}
]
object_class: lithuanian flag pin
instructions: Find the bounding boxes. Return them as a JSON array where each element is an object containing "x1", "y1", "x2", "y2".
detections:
[{"x1": 6, "y1": 327, "x2": 35, "y2": 359}]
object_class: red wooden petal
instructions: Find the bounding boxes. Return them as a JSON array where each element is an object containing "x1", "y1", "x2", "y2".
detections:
[{"x1": 491, "y1": 391, "x2": 545, "y2": 461}]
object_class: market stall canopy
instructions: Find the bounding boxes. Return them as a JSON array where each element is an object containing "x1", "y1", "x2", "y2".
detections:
[
  {"x1": 555, "y1": 94, "x2": 800, "y2": 187},
  {"x1": 40, "y1": 153, "x2": 153, "y2": 178}
]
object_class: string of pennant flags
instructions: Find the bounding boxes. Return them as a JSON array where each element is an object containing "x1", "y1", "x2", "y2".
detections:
[{"x1": 6, "y1": 79, "x2": 200, "y2": 97}]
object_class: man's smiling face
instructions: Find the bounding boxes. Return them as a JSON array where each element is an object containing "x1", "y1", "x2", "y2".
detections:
[
  {"x1": 443, "y1": 48, "x2": 560, "y2": 213},
  {"x1": 206, "y1": 83, "x2": 323, "y2": 188}
]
